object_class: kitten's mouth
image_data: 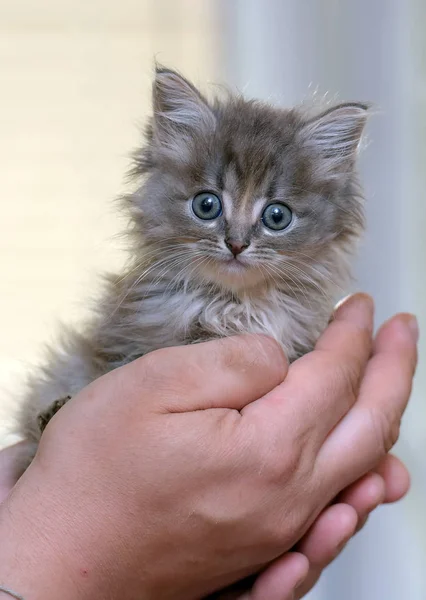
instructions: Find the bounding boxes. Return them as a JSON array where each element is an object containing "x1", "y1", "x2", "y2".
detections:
[
  {"x1": 220, "y1": 256, "x2": 250, "y2": 271},
  {"x1": 197, "y1": 253, "x2": 265, "y2": 290}
]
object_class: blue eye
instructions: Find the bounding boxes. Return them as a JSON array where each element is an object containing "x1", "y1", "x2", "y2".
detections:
[
  {"x1": 192, "y1": 192, "x2": 222, "y2": 220},
  {"x1": 262, "y1": 203, "x2": 293, "y2": 231}
]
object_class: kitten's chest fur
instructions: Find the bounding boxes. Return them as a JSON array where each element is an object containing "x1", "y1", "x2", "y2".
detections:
[{"x1": 103, "y1": 276, "x2": 331, "y2": 365}]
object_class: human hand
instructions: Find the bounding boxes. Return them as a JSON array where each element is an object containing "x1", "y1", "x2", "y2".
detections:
[
  {"x1": 233, "y1": 454, "x2": 410, "y2": 600},
  {"x1": 211, "y1": 306, "x2": 416, "y2": 599},
  {"x1": 0, "y1": 295, "x2": 417, "y2": 600},
  {"x1": 0, "y1": 450, "x2": 410, "y2": 600}
]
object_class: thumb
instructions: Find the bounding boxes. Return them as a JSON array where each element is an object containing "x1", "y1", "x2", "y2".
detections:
[{"x1": 117, "y1": 334, "x2": 288, "y2": 413}]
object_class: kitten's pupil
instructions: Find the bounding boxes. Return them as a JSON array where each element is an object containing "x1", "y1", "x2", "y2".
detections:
[
  {"x1": 201, "y1": 197, "x2": 214, "y2": 212},
  {"x1": 271, "y1": 207, "x2": 283, "y2": 223}
]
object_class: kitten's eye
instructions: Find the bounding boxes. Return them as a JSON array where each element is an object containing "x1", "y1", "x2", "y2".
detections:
[
  {"x1": 192, "y1": 192, "x2": 222, "y2": 220},
  {"x1": 262, "y1": 203, "x2": 293, "y2": 231}
]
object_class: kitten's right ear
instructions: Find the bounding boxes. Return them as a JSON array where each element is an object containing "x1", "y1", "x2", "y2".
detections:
[
  {"x1": 152, "y1": 65, "x2": 216, "y2": 148},
  {"x1": 299, "y1": 102, "x2": 369, "y2": 174}
]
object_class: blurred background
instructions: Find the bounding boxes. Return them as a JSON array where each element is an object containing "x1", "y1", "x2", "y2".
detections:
[{"x1": 0, "y1": 0, "x2": 425, "y2": 597}]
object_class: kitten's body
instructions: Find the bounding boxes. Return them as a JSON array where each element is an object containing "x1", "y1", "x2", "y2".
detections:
[{"x1": 17, "y1": 67, "x2": 368, "y2": 484}]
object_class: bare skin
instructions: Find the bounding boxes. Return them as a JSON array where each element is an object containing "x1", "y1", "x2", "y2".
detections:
[{"x1": 0, "y1": 294, "x2": 417, "y2": 600}]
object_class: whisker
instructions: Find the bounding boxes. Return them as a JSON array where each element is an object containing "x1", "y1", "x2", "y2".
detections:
[
  {"x1": 264, "y1": 262, "x2": 314, "y2": 309},
  {"x1": 109, "y1": 250, "x2": 203, "y2": 318},
  {"x1": 285, "y1": 256, "x2": 345, "y2": 294}
]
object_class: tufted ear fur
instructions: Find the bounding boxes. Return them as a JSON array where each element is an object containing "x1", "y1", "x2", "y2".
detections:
[
  {"x1": 152, "y1": 66, "x2": 216, "y2": 149},
  {"x1": 299, "y1": 103, "x2": 369, "y2": 175}
]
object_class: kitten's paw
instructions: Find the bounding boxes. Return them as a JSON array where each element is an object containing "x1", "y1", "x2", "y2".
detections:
[{"x1": 37, "y1": 396, "x2": 71, "y2": 434}]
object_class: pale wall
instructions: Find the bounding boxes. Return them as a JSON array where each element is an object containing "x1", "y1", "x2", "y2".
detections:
[{"x1": 0, "y1": 0, "x2": 218, "y2": 445}]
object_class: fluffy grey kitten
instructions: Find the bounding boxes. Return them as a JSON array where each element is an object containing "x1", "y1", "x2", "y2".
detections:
[
  {"x1": 16, "y1": 65, "x2": 367, "y2": 485},
  {"x1": 13, "y1": 65, "x2": 368, "y2": 599}
]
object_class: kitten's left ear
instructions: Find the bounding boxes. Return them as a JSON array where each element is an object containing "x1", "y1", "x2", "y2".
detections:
[
  {"x1": 299, "y1": 103, "x2": 369, "y2": 172},
  {"x1": 152, "y1": 65, "x2": 216, "y2": 147}
]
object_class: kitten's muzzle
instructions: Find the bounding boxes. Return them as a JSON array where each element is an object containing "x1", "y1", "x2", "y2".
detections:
[{"x1": 225, "y1": 239, "x2": 250, "y2": 257}]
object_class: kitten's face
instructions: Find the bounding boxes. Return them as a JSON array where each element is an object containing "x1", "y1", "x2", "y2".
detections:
[{"x1": 131, "y1": 68, "x2": 367, "y2": 293}]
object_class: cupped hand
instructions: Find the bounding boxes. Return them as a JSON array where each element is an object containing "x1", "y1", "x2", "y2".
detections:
[
  {"x1": 233, "y1": 305, "x2": 416, "y2": 600},
  {"x1": 0, "y1": 294, "x2": 417, "y2": 600},
  {"x1": 238, "y1": 454, "x2": 410, "y2": 600}
]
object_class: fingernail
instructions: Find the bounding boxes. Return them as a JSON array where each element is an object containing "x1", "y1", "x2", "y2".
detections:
[
  {"x1": 334, "y1": 294, "x2": 352, "y2": 311},
  {"x1": 395, "y1": 314, "x2": 419, "y2": 344},
  {"x1": 407, "y1": 315, "x2": 419, "y2": 343},
  {"x1": 329, "y1": 294, "x2": 351, "y2": 323},
  {"x1": 333, "y1": 293, "x2": 374, "y2": 331}
]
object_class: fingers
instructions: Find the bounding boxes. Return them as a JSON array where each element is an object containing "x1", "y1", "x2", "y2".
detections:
[
  {"x1": 317, "y1": 292, "x2": 374, "y2": 356},
  {"x1": 245, "y1": 454, "x2": 410, "y2": 600},
  {"x1": 244, "y1": 294, "x2": 374, "y2": 449},
  {"x1": 317, "y1": 314, "x2": 417, "y2": 491},
  {"x1": 336, "y1": 472, "x2": 385, "y2": 518},
  {"x1": 293, "y1": 504, "x2": 358, "y2": 598},
  {"x1": 339, "y1": 454, "x2": 410, "y2": 509},
  {"x1": 297, "y1": 503, "x2": 357, "y2": 562},
  {"x1": 105, "y1": 334, "x2": 288, "y2": 413},
  {"x1": 249, "y1": 505, "x2": 358, "y2": 600},
  {"x1": 374, "y1": 454, "x2": 411, "y2": 503},
  {"x1": 239, "y1": 553, "x2": 309, "y2": 600}
]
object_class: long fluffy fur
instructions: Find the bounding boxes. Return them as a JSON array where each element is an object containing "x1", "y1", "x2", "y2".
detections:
[{"x1": 16, "y1": 66, "x2": 369, "y2": 474}]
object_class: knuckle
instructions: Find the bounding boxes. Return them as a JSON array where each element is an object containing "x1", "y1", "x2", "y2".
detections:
[
  {"x1": 369, "y1": 406, "x2": 401, "y2": 455},
  {"x1": 335, "y1": 359, "x2": 361, "y2": 403},
  {"x1": 218, "y1": 334, "x2": 287, "y2": 379},
  {"x1": 258, "y1": 441, "x2": 303, "y2": 487}
]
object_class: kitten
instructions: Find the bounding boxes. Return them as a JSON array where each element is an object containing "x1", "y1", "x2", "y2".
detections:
[
  {"x1": 13, "y1": 64, "x2": 368, "y2": 599},
  {"x1": 16, "y1": 65, "x2": 368, "y2": 467}
]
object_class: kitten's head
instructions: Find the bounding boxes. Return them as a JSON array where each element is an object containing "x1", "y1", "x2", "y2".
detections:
[{"x1": 128, "y1": 66, "x2": 368, "y2": 295}]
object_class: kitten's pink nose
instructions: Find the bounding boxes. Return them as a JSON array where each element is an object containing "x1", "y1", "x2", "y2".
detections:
[{"x1": 225, "y1": 239, "x2": 250, "y2": 257}]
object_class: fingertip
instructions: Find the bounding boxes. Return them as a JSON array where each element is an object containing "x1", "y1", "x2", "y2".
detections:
[
  {"x1": 374, "y1": 313, "x2": 419, "y2": 353},
  {"x1": 324, "y1": 503, "x2": 358, "y2": 537},
  {"x1": 376, "y1": 454, "x2": 411, "y2": 503},
  {"x1": 360, "y1": 472, "x2": 386, "y2": 507},
  {"x1": 398, "y1": 314, "x2": 419, "y2": 344},
  {"x1": 338, "y1": 471, "x2": 386, "y2": 514},
  {"x1": 316, "y1": 292, "x2": 374, "y2": 360},
  {"x1": 297, "y1": 504, "x2": 357, "y2": 565},
  {"x1": 332, "y1": 293, "x2": 374, "y2": 331}
]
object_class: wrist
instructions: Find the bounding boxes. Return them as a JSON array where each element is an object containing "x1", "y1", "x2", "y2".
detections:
[
  {"x1": 0, "y1": 458, "x2": 156, "y2": 600},
  {"x1": 0, "y1": 464, "x2": 88, "y2": 600}
]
